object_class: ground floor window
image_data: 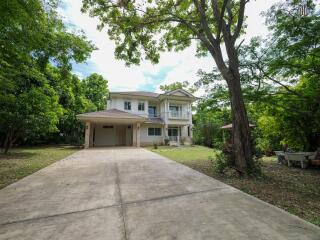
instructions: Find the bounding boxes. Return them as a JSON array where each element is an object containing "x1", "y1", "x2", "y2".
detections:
[{"x1": 148, "y1": 127, "x2": 162, "y2": 136}]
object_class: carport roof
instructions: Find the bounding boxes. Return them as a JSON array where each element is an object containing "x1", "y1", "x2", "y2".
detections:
[{"x1": 77, "y1": 109, "x2": 146, "y2": 121}]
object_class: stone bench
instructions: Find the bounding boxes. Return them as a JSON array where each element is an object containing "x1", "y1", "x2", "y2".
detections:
[{"x1": 285, "y1": 152, "x2": 314, "y2": 169}]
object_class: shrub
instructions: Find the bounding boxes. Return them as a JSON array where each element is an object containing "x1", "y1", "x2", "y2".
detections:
[
  {"x1": 153, "y1": 142, "x2": 158, "y2": 149},
  {"x1": 164, "y1": 137, "x2": 170, "y2": 146},
  {"x1": 210, "y1": 152, "x2": 228, "y2": 174}
]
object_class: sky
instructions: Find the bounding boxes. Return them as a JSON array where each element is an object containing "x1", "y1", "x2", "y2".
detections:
[{"x1": 58, "y1": 0, "x2": 279, "y2": 95}]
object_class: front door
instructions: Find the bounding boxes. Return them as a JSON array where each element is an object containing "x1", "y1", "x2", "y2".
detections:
[
  {"x1": 116, "y1": 126, "x2": 126, "y2": 146},
  {"x1": 168, "y1": 127, "x2": 180, "y2": 141}
]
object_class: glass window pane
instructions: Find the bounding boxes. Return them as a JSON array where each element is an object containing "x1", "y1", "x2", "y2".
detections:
[
  {"x1": 138, "y1": 102, "x2": 144, "y2": 111},
  {"x1": 124, "y1": 101, "x2": 131, "y2": 110},
  {"x1": 148, "y1": 128, "x2": 154, "y2": 136},
  {"x1": 155, "y1": 128, "x2": 161, "y2": 136},
  {"x1": 148, "y1": 106, "x2": 156, "y2": 116}
]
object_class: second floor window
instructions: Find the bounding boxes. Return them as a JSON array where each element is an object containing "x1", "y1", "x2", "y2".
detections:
[
  {"x1": 138, "y1": 102, "x2": 145, "y2": 111},
  {"x1": 169, "y1": 105, "x2": 182, "y2": 117},
  {"x1": 148, "y1": 106, "x2": 157, "y2": 117},
  {"x1": 124, "y1": 101, "x2": 131, "y2": 110}
]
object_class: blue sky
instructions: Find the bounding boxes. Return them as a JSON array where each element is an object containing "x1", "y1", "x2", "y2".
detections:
[{"x1": 58, "y1": 0, "x2": 278, "y2": 94}]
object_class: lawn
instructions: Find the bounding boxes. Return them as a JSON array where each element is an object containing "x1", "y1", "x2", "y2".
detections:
[
  {"x1": 0, "y1": 146, "x2": 80, "y2": 189},
  {"x1": 149, "y1": 145, "x2": 320, "y2": 226}
]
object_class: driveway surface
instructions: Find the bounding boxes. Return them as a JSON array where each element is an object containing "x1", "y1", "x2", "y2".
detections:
[{"x1": 0, "y1": 148, "x2": 319, "y2": 240}]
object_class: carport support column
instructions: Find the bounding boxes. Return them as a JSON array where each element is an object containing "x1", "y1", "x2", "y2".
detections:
[
  {"x1": 136, "y1": 122, "x2": 141, "y2": 147},
  {"x1": 84, "y1": 122, "x2": 91, "y2": 149}
]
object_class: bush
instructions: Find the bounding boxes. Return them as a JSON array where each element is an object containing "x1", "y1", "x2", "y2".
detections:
[
  {"x1": 210, "y1": 151, "x2": 263, "y2": 177},
  {"x1": 210, "y1": 152, "x2": 228, "y2": 174},
  {"x1": 153, "y1": 142, "x2": 158, "y2": 149},
  {"x1": 164, "y1": 138, "x2": 170, "y2": 146}
]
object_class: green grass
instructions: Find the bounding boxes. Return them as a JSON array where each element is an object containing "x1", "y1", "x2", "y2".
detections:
[
  {"x1": 149, "y1": 145, "x2": 320, "y2": 226},
  {"x1": 0, "y1": 146, "x2": 80, "y2": 189}
]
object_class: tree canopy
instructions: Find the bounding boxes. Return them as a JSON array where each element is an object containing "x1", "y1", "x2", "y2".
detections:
[
  {"x1": 0, "y1": 0, "x2": 109, "y2": 152},
  {"x1": 194, "y1": 0, "x2": 320, "y2": 153},
  {"x1": 82, "y1": 73, "x2": 109, "y2": 110},
  {"x1": 160, "y1": 81, "x2": 196, "y2": 93}
]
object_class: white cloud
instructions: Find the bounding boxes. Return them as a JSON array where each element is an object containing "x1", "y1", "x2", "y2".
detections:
[{"x1": 58, "y1": 0, "x2": 278, "y2": 96}]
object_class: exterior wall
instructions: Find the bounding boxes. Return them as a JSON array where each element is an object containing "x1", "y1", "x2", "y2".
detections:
[
  {"x1": 107, "y1": 97, "x2": 150, "y2": 117},
  {"x1": 140, "y1": 124, "x2": 164, "y2": 146},
  {"x1": 108, "y1": 97, "x2": 163, "y2": 118}
]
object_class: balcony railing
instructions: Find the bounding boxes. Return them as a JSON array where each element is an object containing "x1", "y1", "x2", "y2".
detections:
[{"x1": 169, "y1": 111, "x2": 189, "y2": 119}]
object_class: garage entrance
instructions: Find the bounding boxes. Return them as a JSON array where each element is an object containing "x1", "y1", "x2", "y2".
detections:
[{"x1": 93, "y1": 124, "x2": 133, "y2": 147}]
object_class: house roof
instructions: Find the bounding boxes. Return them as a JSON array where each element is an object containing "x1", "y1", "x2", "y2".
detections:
[
  {"x1": 110, "y1": 91, "x2": 160, "y2": 98},
  {"x1": 110, "y1": 89, "x2": 198, "y2": 100},
  {"x1": 77, "y1": 109, "x2": 146, "y2": 120}
]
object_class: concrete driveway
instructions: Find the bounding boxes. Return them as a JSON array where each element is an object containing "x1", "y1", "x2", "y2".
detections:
[{"x1": 0, "y1": 148, "x2": 319, "y2": 240}]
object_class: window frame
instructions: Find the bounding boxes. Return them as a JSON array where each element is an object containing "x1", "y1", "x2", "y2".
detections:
[
  {"x1": 124, "y1": 101, "x2": 131, "y2": 110},
  {"x1": 148, "y1": 106, "x2": 157, "y2": 117},
  {"x1": 148, "y1": 127, "x2": 162, "y2": 136},
  {"x1": 138, "y1": 102, "x2": 145, "y2": 111}
]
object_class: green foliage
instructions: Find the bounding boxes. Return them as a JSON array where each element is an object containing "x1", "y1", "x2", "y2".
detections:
[
  {"x1": 164, "y1": 138, "x2": 170, "y2": 146},
  {"x1": 160, "y1": 81, "x2": 196, "y2": 93},
  {"x1": 0, "y1": 0, "x2": 106, "y2": 152},
  {"x1": 0, "y1": 60, "x2": 62, "y2": 151},
  {"x1": 193, "y1": 71, "x2": 231, "y2": 148},
  {"x1": 153, "y1": 142, "x2": 158, "y2": 149},
  {"x1": 82, "y1": 73, "x2": 109, "y2": 110},
  {"x1": 81, "y1": 0, "x2": 246, "y2": 66},
  {"x1": 210, "y1": 152, "x2": 228, "y2": 174},
  {"x1": 194, "y1": 0, "x2": 320, "y2": 153}
]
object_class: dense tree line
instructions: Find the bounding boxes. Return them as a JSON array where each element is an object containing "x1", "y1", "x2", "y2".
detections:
[
  {"x1": 193, "y1": 0, "x2": 320, "y2": 154},
  {"x1": 0, "y1": 0, "x2": 108, "y2": 153}
]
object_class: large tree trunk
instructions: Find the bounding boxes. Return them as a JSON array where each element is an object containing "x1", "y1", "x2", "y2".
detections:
[
  {"x1": 226, "y1": 75, "x2": 253, "y2": 174},
  {"x1": 3, "y1": 129, "x2": 16, "y2": 154},
  {"x1": 210, "y1": 37, "x2": 254, "y2": 174}
]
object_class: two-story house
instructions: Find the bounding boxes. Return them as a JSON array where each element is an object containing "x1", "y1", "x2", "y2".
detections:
[{"x1": 77, "y1": 89, "x2": 197, "y2": 148}]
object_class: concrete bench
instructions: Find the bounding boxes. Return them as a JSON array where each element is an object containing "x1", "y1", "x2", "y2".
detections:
[{"x1": 285, "y1": 152, "x2": 314, "y2": 169}]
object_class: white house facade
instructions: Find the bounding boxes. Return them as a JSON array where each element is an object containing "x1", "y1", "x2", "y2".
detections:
[{"x1": 77, "y1": 89, "x2": 197, "y2": 148}]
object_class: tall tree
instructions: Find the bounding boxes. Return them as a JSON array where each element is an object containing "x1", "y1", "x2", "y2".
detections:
[
  {"x1": 240, "y1": 0, "x2": 320, "y2": 151},
  {"x1": 0, "y1": 0, "x2": 95, "y2": 152},
  {"x1": 82, "y1": 0, "x2": 253, "y2": 174},
  {"x1": 82, "y1": 73, "x2": 109, "y2": 110}
]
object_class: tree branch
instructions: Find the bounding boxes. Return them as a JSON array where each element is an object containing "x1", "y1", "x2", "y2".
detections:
[{"x1": 231, "y1": 0, "x2": 247, "y2": 43}]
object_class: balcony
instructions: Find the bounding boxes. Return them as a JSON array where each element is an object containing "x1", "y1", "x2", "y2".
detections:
[{"x1": 168, "y1": 111, "x2": 189, "y2": 119}]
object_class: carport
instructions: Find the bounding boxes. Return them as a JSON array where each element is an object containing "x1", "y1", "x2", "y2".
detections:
[{"x1": 77, "y1": 109, "x2": 146, "y2": 148}]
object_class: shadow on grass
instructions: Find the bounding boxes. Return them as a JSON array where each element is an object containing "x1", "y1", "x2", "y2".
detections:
[{"x1": 0, "y1": 152, "x2": 37, "y2": 160}]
